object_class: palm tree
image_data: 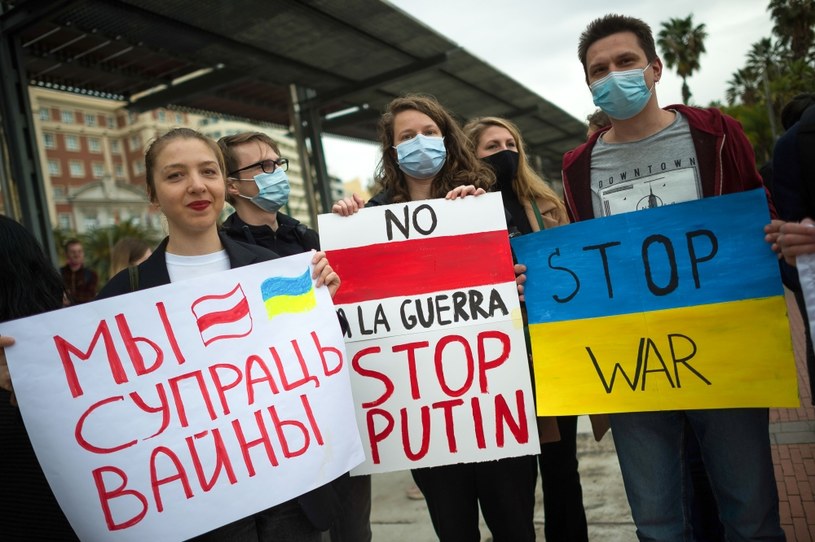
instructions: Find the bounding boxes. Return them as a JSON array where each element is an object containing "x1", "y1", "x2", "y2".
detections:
[
  {"x1": 768, "y1": 0, "x2": 815, "y2": 60},
  {"x1": 747, "y1": 38, "x2": 785, "y2": 140},
  {"x1": 726, "y1": 67, "x2": 762, "y2": 106},
  {"x1": 657, "y1": 15, "x2": 708, "y2": 104}
]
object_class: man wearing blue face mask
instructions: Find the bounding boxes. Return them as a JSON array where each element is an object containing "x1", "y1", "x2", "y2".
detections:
[
  {"x1": 219, "y1": 132, "x2": 320, "y2": 256},
  {"x1": 560, "y1": 14, "x2": 785, "y2": 542},
  {"x1": 219, "y1": 132, "x2": 369, "y2": 542}
]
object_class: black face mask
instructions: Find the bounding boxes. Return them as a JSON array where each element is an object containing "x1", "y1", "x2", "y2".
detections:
[{"x1": 483, "y1": 150, "x2": 520, "y2": 191}]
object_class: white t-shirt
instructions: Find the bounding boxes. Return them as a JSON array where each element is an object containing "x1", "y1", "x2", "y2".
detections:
[
  {"x1": 589, "y1": 111, "x2": 702, "y2": 217},
  {"x1": 165, "y1": 250, "x2": 230, "y2": 283}
]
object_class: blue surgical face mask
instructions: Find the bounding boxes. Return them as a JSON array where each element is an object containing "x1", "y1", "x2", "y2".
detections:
[
  {"x1": 238, "y1": 169, "x2": 290, "y2": 213},
  {"x1": 590, "y1": 64, "x2": 653, "y2": 120},
  {"x1": 393, "y1": 134, "x2": 446, "y2": 179}
]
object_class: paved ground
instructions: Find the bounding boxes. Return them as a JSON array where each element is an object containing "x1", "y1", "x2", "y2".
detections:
[
  {"x1": 369, "y1": 290, "x2": 815, "y2": 541},
  {"x1": 771, "y1": 291, "x2": 815, "y2": 541}
]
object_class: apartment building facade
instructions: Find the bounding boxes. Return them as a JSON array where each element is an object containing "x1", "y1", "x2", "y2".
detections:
[{"x1": 29, "y1": 87, "x2": 341, "y2": 236}]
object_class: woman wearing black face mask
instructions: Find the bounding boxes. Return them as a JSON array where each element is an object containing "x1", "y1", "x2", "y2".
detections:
[{"x1": 464, "y1": 116, "x2": 593, "y2": 542}]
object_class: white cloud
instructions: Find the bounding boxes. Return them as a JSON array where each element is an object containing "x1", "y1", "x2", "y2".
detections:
[{"x1": 323, "y1": 0, "x2": 773, "y2": 183}]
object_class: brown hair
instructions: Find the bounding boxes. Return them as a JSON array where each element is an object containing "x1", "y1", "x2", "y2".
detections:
[
  {"x1": 463, "y1": 116, "x2": 566, "y2": 220},
  {"x1": 109, "y1": 237, "x2": 151, "y2": 278},
  {"x1": 374, "y1": 94, "x2": 494, "y2": 203},
  {"x1": 217, "y1": 132, "x2": 283, "y2": 205},
  {"x1": 578, "y1": 14, "x2": 657, "y2": 80},
  {"x1": 144, "y1": 127, "x2": 225, "y2": 202}
]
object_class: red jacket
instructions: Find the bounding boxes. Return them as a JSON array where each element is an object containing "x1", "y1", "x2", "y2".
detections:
[{"x1": 561, "y1": 104, "x2": 775, "y2": 222}]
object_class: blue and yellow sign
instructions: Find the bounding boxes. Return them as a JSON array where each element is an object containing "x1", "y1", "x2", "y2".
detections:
[
  {"x1": 260, "y1": 268, "x2": 316, "y2": 320},
  {"x1": 511, "y1": 189, "x2": 798, "y2": 415}
]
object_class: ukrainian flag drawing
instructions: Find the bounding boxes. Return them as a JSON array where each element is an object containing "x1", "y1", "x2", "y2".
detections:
[
  {"x1": 511, "y1": 189, "x2": 798, "y2": 415},
  {"x1": 260, "y1": 268, "x2": 316, "y2": 320}
]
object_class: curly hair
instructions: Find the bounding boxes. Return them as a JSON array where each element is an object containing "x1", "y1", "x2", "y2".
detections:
[
  {"x1": 373, "y1": 94, "x2": 494, "y2": 203},
  {"x1": 0, "y1": 216, "x2": 65, "y2": 322},
  {"x1": 463, "y1": 116, "x2": 566, "y2": 219}
]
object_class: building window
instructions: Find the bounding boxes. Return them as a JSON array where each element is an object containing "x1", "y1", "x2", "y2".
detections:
[
  {"x1": 132, "y1": 161, "x2": 145, "y2": 176},
  {"x1": 158, "y1": 110, "x2": 166, "y2": 122},
  {"x1": 69, "y1": 160, "x2": 84, "y2": 177},
  {"x1": 129, "y1": 111, "x2": 138, "y2": 123},
  {"x1": 110, "y1": 139, "x2": 121, "y2": 153},
  {"x1": 61, "y1": 110, "x2": 75, "y2": 124},
  {"x1": 47, "y1": 159, "x2": 61, "y2": 176},
  {"x1": 53, "y1": 185, "x2": 66, "y2": 198},
  {"x1": 114, "y1": 163, "x2": 125, "y2": 179},
  {"x1": 39, "y1": 108, "x2": 50, "y2": 121},
  {"x1": 88, "y1": 137, "x2": 102, "y2": 153},
  {"x1": 84, "y1": 114, "x2": 97, "y2": 127},
  {"x1": 107, "y1": 115, "x2": 116, "y2": 128},
  {"x1": 175, "y1": 113, "x2": 183, "y2": 123},
  {"x1": 65, "y1": 134, "x2": 80, "y2": 151},
  {"x1": 129, "y1": 134, "x2": 141, "y2": 151},
  {"x1": 92, "y1": 162, "x2": 105, "y2": 178},
  {"x1": 43, "y1": 132, "x2": 56, "y2": 149},
  {"x1": 58, "y1": 213, "x2": 72, "y2": 230},
  {"x1": 83, "y1": 215, "x2": 99, "y2": 230}
]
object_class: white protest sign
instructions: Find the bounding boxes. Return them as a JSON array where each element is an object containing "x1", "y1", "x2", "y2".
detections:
[
  {"x1": 319, "y1": 193, "x2": 540, "y2": 474},
  {"x1": 1, "y1": 252, "x2": 363, "y2": 542}
]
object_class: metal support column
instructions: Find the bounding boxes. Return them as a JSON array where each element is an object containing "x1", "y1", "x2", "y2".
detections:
[
  {"x1": 304, "y1": 104, "x2": 332, "y2": 215},
  {"x1": 288, "y1": 84, "x2": 319, "y2": 229},
  {"x1": 0, "y1": 22, "x2": 55, "y2": 259}
]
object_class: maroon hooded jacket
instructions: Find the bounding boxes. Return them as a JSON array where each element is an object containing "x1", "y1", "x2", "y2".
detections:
[{"x1": 561, "y1": 104, "x2": 775, "y2": 222}]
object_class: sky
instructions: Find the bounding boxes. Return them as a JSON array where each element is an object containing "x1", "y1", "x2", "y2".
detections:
[{"x1": 322, "y1": 0, "x2": 775, "y2": 185}]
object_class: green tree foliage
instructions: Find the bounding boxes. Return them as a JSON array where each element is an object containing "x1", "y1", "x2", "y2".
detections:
[
  {"x1": 657, "y1": 15, "x2": 708, "y2": 104},
  {"x1": 718, "y1": 0, "x2": 815, "y2": 163},
  {"x1": 769, "y1": 0, "x2": 815, "y2": 60},
  {"x1": 54, "y1": 220, "x2": 159, "y2": 283}
]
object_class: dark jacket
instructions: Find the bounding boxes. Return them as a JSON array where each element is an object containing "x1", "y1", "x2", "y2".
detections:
[
  {"x1": 221, "y1": 211, "x2": 319, "y2": 257},
  {"x1": 98, "y1": 232, "x2": 337, "y2": 531},
  {"x1": 561, "y1": 104, "x2": 776, "y2": 222}
]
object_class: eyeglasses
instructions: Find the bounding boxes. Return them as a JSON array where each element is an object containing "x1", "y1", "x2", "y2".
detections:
[{"x1": 229, "y1": 158, "x2": 289, "y2": 177}]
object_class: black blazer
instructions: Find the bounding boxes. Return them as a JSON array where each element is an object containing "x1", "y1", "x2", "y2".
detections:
[{"x1": 98, "y1": 232, "x2": 338, "y2": 531}]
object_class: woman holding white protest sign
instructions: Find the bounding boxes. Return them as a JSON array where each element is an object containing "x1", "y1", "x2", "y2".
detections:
[
  {"x1": 0, "y1": 215, "x2": 78, "y2": 540},
  {"x1": 333, "y1": 95, "x2": 538, "y2": 542},
  {"x1": 1, "y1": 128, "x2": 342, "y2": 542}
]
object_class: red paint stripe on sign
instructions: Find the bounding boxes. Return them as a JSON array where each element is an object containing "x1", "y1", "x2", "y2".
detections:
[{"x1": 328, "y1": 230, "x2": 513, "y2": 305}]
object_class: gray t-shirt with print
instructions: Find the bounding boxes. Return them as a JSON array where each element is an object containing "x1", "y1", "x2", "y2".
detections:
[{"x1": 590, "y1": 111, "x2": 701, "y2": 217}]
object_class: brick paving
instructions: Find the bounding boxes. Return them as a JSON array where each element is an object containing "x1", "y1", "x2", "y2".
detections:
[{"x1": 771, "y1": 291, "x2": 815, "y2": 541}]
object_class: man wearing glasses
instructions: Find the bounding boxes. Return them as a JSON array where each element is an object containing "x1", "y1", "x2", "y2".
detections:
[
  {"x1": 218, "y1": 132, "x2": 371, "y2": 542},
  {"x1": 219, "y1": 132, "x2": 320, "y2": 256}
]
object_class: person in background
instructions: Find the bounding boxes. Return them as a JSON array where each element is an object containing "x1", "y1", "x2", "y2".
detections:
[
  {"x1": 586, "y1": 108, "x2": 611, "y2": 138},
  {"x1": 557, "y1": 13, "x2": 784, "y2": 541},
  {"x1": 765, "y1": 93, "x2": 815, "y2": 405},
  {"x1": 218, "y1": 132, "x2": 320, "y2": 256},
  {"x1": 0, "y1": 215, "x2": 78, "y2": 541},
  {"x1": 334, "y1": 94, "x2": 538, "y2": 542},
  {"x1": 60, "y1": 238, "x2": 98, "y2": 304},
  {"x1": 217, "y1": 131, "x2": 357, "y2": 542},
  {"x1": 464, "y1": 116, "x2": 589, "y2": 542},
  {"x1": 109, "y1": 237, "x2": 152, "y2": 279}
]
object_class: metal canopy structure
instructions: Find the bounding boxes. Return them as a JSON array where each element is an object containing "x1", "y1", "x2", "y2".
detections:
[{"x1": 0, "y1": 0, "x2": 586, "y2": 254}]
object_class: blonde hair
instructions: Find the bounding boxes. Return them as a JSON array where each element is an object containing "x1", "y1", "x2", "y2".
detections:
[{"x1": 463, "y1": 116, "x2": 566, "y2": 218}]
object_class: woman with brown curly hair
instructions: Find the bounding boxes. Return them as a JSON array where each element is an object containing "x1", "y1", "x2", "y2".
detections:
[{"x1": 334, "y1": 95, "x2": 538, "y2": 542}]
